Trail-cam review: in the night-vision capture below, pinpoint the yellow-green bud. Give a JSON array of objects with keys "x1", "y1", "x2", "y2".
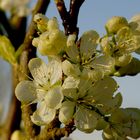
[
  {"x1": 105, "y1": 16, "x2": 128, "y2": 34},
  {"x1": 11, "y1": 130, "x2": 24, "y2": 140}
]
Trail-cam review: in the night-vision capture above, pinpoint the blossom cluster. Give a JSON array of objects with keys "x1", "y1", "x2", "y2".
[{"x1": 15, "y1": 13, "x2": 140, "y2": 139}]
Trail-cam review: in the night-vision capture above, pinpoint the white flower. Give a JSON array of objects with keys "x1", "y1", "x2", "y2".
[
  {"x1": 66, "y1": 30, "x2": 115, "y2": 76},
  {"x1": 15, "y1": 58, "x2": 63, "y2": 125},
  {"x1": 101, "y1": 26, "x2": 140, "y2": 66},
  {"x1": 62, "y1": 59, "x2": 104, "y2": 83},
  {"x1": 59, "y1": 76, "x2": 121, "y2": 133}
]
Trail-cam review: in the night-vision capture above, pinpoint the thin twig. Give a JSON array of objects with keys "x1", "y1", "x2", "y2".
[
  {"x1": 69, "y1": 0, "x2": 85, "y2": 36},
  {"x1": 54, "y1": 0, "x2": 70, "y2": 35}
]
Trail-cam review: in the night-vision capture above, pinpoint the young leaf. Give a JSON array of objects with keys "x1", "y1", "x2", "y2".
[{"x1": 0, "y1": 36, "x2": 17, "y2": 65}]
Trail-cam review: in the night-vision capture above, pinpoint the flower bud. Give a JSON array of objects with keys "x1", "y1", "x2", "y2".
[
  {"x1": 11, "y1": 130, "x2": 24, "y2": 140},
  {"x1": 129, "y1": 14, "x2": 140, "y2": 31},
  {"x1": 47, "y1": 17, "x2": 59, "y2": 31},
  {"x1": 34, "y1": 13, "x2": 49, "y2": 33},
  {"x1": 105, "y1": 16, "x2": 128, "y2": 34}
]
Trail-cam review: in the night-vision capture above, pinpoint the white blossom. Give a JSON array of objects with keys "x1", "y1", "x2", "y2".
[
  {"x1": 66, "y1": 30, "x2": 115, "y2": 76},
  {"x1": 59, "y1": 76, "x2": 121, "y2": 133},
  {"x1": 15, "y1": 58, "x2": 63, "y2": 125}
]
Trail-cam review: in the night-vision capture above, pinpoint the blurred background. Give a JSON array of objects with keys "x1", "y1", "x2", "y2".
[{"x1": 0, "y1": 0, "x2": 140, "y2": 139}]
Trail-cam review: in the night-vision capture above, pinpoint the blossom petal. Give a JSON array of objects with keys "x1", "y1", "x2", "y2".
[
  {"x1": 129, "y1": 14, "x2": 140, "y2": 31},
  {"x1": 80, "y1": 30, "x2": 99, "y2": 61},
  {"x1": 62, "y1": 88, "x2": 78, "y2": 100},
  {"x1": 31, "y1": 101, "x2": 56, "y2": 125},
  {"x1": 115, "y1": 54, "x2": 132, "y2": 66},
  {"x1": 66, "y1": 43, "x2": 80, "y2": 63},
  {"x1": 62, "y1": 76, "x2": 80, "y2": 89},
  {"x1": 82, "y1": 68, "x2": 104, "y2": 82},
  {"x1": 48, "y1": 60, "x2": 62, "y2": 85},
  {"x1": 87, "y1": 77, "x2": 118, "y2": 99},
  {"x1": 97, "y1": 92, "x2": 123, "y2": 114},
  {"x1": 28, "y1": 58, "x2": 50, "y2": 86},
  {"x1": 62, "y1": 60, "x2": 81, "y2": 77},
  {"x1": 75, "y1": 106, "x2": 100, "y2": 133},
  {"x1": 28, "y1": 58, "x2": 62, "y2": 86},
  {"x1": 78, "y1": 77, "x2": 93, "y2": 98},
  {"x1": 45, "y1": 86, "x2": 63, "y2": 109},
  {"x1": 91, "y1": 55, "x2": 115, "y2": 75},
  {"x1": 59, "y1": 101, "x2": 75, "y2": 124},
  {"x1": 15, "y1": 80, "x2": 37, "y2": 104},
  {"x1": 31, "y1": 108, "x2": 56, "y2": 125}
]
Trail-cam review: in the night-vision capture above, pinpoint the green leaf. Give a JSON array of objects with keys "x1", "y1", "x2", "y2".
[
  {"x1": 114, "y1": 57, "x2": 140, "y2": 76},
  {"x1": 0, "y1": 36, "x2": 17, "y2": 64}
]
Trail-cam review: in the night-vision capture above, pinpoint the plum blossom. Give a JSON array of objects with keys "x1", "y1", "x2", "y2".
[
  {"x1": 59, "y1": 75, "x2": 122, "y2": 133},
  {"x1": 15, "y1": 58, "x2": 63, "y2": 125},
  {"x1": 65, "y1": 30, "x2": 115, "y2": 77},
  {"x1": 101, "y1": 16, "x2": 140, "y2": 67}
]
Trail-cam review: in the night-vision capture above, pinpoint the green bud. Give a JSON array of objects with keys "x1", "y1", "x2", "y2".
[{"x1": 105, "y1": 16, "x2": 128, "y2": 34}]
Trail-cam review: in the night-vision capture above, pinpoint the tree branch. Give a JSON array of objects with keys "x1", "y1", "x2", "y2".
[
  {"x1": 55, "y1": 0, "x2": 85, "y2": 37},
  {"x1": 54, "y1": 0, "x2": 70, "y2": 35},
  {"x1": 37, "y1": 119, "x2": 75, "y2": 140},
  {"x1": 69, "y1": 0, "x2": 85, "y2": 35},
  {"x1": 1, "y1": 65, "x2": 22, "y2": 140}
]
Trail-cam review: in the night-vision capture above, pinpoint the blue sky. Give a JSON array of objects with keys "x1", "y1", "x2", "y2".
[{"x1": 46, "y1": 1, "x2": 140, "y2": 140}]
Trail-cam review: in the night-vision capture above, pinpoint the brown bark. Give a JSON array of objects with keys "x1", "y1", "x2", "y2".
[{"x1": 55, "y1": 0, "x2": 85, "y2": 37}]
